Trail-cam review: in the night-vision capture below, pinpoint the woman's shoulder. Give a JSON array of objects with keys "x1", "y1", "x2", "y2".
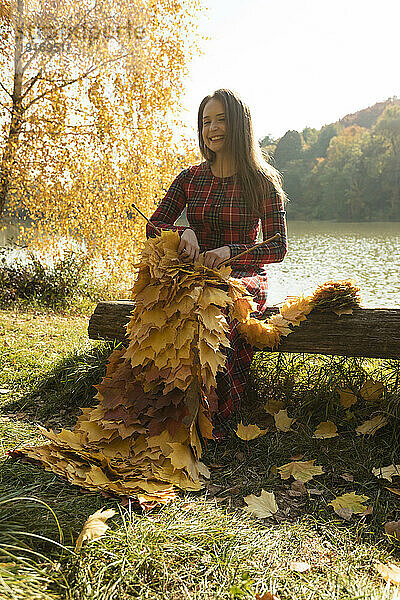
[{"x1": 175, "y1": 162, "x2": 208, "y2": 181}]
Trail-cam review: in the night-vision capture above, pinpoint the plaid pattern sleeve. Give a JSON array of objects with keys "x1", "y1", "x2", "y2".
[
  {"x1": 146, "y1": 168, "x2": 190, "y2": 238},
  {"x1": 228, "y1": 181, "x2": 287, "y2": 268}
]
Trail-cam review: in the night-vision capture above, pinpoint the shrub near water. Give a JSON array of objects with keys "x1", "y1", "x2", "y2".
[{"x1": 0, "y1": 248, "x2": 109, "y2": 309}]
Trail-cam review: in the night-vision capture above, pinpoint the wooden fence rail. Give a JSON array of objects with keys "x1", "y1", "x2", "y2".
[{"x1": 88, "y1": 301, "x2": 400, "y2": 360}]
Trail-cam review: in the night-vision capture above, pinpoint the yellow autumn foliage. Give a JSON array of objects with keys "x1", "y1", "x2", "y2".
[{"x1": 0, "y1": 0, "x2": 202, "y2": 293}]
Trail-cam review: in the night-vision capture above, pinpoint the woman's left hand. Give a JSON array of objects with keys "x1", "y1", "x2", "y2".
[{"x1": 203, "y1": 245, "x2": 231, "y2": 269}]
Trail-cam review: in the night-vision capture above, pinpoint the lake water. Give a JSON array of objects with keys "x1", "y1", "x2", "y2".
[
  {"x1": 1, "y1": 220, "x2": 399, "y2": 308},
  {"x1": 267, "y1": 221, "x2": 399, "y2": 308}
]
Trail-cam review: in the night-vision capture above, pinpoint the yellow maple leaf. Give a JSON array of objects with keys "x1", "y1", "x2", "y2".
[
  {"x1": 313, "y1": 420, "x2": 338, "y2": 439},
  {"x1": 198, "y1": 408, "x2": 214, "y2": 439},
  {"x1": 355, "y1": 415, "x2": 388, "y2": 435},
  {"x1": 268, "y1": 314, "x2": 292, "y2": 336},
  {"x1": 236, "y1": 422, "x2": 269, "y2": 440},
  {"x1": 243, "y1": 489, "x2": 278, "y2": 518},
  {"x1": 167, "y1": 443, "x2": 195, "y2": 471},
  {"x1": 277, "y1": 460, "x2": 324, "y2": 482},
  {"x1": 372, "y1": 464, "x2": 400, "y2": 482},
  {"x1": 197, "y1": 304, "x2": 228, "y2": 331},
  {"x1": 238, "y1": 318, "x2": 281, "y2": 349},
  {"x1": 140, "y1": 307, "x2": 168, "y2": 328},
  {"x1": 231, "y1": 296, "x2": 257, "y2": 323},
  {"x1": 328, "y1": 492, "x2": 369, "y2": 517},
  {"x1": 361, "y1": 379, "x2": 384, "y2": 402},
  {"x1": 280, "y1": 295, "x2": 310, "y2": 325},
  {"x1": 198, "y1": 286, "x2": 233, "y2": 310},
  {"x1": 338, "y1": 388, "x2": 358, "y2": 408},
  {"x1": 75, "y1": 508, "x2": 116, "y2": 551},
  {"x1": 274, "y1": 409, "x2": 295, "y2": 432}
]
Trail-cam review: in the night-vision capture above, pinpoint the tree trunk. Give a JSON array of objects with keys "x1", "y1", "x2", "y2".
[{"x1": 0, "y1": 0, "x2": 24, "y2": 217}]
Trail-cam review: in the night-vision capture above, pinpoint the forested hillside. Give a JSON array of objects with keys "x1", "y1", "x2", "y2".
[{"x1": 262, "y1": 98, "x2": 400, "y2": 221}]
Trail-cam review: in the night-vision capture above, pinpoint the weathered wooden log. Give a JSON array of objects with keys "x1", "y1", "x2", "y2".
[{"x1": 88, "y1": 301, "x2": 400, "y2": 359}]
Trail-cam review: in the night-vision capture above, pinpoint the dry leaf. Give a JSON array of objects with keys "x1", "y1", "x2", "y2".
[
  {"x1": 289, "y1": 561, "x2": 311, "y2": 572},
  {"x1": 236, "y1": 422, "x2": 269, "y2": 440},
  {"x1": 291, "y1": 480, "x2": 307, "y2": 495},
  {"x1": 274, "y1": 409, "x2": 295, "y2": 432},
  {"x1": 356, "y1": 415, "x2": 388, "y2": 435},
  {"x1": 372, "y1": 464, "x2": 400, "y2": 482},
  {"x1": 255, "y1": 593, "x2": 279, "y2": 600},
  {"x1": 375, "y1": 562, "x2": 400, "y2": 585},
  {"x1": 290, "y1": 454, "x2": 304, "y2": 461},
  {"x1": 361, "y1": 379, "x2": 384, "y2": 402},
  {"x1": 328, "y1": 492, "x2": 369, "y2": 518},
  {"x1": 75, "y1": 508, "x2": 116, "y2": 550},
  {"x1": 386, "y1": 488, "x2": 400, "y2": 496},
  {"x1": 313, "y1": 420, "x2": 338, "y2": 439},
  {"x1": 338, "y1": 388, "x2": 358, "y2": 408},
  {"x1": 277, "y1": 460, "x2": 324, "y2": 483},
  {"x1": 243, "y1": 490, "x2": 278, "y2": 518},
  {"x1": 385, "y1": 521, "x2": 400, "y2": 541},
  {"x1": 264, "y1": 399, "x2": 285, "y2": 415}
]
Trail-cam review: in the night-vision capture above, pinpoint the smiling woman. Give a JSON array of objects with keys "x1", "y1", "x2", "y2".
[{"x1": 146, "y1": 89, "x2": 288, "y2": 429}]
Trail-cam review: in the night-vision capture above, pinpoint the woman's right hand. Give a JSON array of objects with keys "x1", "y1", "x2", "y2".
[{"x1": 178, "y1": 228, "x2": 200, "y2": 263}]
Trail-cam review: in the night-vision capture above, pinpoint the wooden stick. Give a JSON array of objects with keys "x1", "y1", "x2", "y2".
[
  {"x1": 129, "y1": 201, "x2": 162, "y2": 236},
  {"x1": 218, "y1": 232, "x2": 281, "y2": 267}
]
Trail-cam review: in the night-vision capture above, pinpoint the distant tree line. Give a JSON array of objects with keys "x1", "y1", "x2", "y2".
[{"x1": 261, "y1": 98, "x2": 400, "y2": 221}]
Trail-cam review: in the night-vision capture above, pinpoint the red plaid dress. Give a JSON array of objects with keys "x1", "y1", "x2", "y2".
[{"x1": 146, "y1": 161, "x2": 287, "y2": 421}]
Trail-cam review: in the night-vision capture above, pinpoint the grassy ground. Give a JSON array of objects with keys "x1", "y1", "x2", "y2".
[{"x1": 1, "y1": 306, "x2": 400, "y2": 599}]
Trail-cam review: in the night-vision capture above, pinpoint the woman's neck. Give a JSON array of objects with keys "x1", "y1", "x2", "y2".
[{"x1": 211, "y1": 154, "x2": 236, "y2": 178}]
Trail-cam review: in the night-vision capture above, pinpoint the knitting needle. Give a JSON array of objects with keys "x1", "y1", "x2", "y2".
[{"x1": 218, "y1": 232, "x2": 281, "y2": 267}]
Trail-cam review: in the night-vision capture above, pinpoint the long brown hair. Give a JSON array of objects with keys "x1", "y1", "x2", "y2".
[{"x1": 197, "y1": 89, "x2": 287, "y2": 213}]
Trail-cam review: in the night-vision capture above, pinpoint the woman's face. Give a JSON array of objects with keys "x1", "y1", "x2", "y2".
[{"x1": 202, "y1": 98, "x2": 227, "y2": 155}]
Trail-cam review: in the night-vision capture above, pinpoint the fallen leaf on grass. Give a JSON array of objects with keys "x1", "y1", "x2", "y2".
[
  {"x1": 375, "y1": 561, "x2": 400, "y2": 585},
  {"x1": 290, "y1": 454, "x2": 304, "y2": 461},
  {"x1": 75, "y1": 508, "x2": 116, "y2": 550},
  {"x1": 243, "y1": 490, "x2": 278, "y2": 518},
  {"x1": 385, "y1": 521, "x2": 400, "y2": 541},
  {"x1": 274, "y1": 409, "x2": 295, "y2": 432},
  {"x1": 328, "y1": 492, "x2": 369, "y2": 519},
  {"x1": 256, "y1": 593, "x2": 279, "y2": 600},
  {"x1": 339, "y1": 388, "x2": 358, "y2": 408},
  {"x1": 361, "y1": 379, "x2": 384, "y2": 402},
  {"x1": 291, "y1": 480, "x2": 307, "y2": 494},
  {"x1": 340, "y1": 473, "x2": 354, "y2": 482},
  {"x1": 372, "y1": 464, "x2": 400, "y2": 482},
  {"x1": 313, "y1": 420, "x2": 338, "y2": 439},
  {"x1": 278, "y1": 460, "x2": 324, "y2": 483},
  {"x1": 356, "y1": 415, "x2": 388, "y2": 435},
  {"x1": 264, "y1": 399, "x2": 285, "y2": 415},
  {"x1": 236, "y1": 422, "x2": 269, "y2": 440},
  {"x1": 290, "y1": 561, "x2": 311, "y2": 572}
]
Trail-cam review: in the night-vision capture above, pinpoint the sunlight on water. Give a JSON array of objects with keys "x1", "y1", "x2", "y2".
[
  {"x1": 267, "y1": 221, "x2": 400, "y2": 308},
  {"x1": 2, "y1": 219, "x2": 399, "y2": 308}
]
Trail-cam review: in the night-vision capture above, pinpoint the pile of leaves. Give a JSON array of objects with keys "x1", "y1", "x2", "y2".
[{"x1": 15, "y1": 231, "x2": 362, "y2": 503}]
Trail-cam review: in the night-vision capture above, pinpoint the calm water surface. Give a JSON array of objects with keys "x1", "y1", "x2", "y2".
[
  {"x1": 1, "y1": 220, "x2": 399, "y2": 307},
  {"x1": 267, "y1": 221, "x2": 399, "y2": 308}
]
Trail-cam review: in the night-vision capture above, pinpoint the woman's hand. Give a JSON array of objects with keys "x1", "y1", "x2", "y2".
[
  {"x1": 203, "y1": 246, "x2": 231, "y2": 269},
  {"x1": 178, "y1": 228, "x2": 200, "y2": 263}
]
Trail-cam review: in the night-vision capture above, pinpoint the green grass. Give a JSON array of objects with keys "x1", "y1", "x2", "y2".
[{"x1": 1, "y1": 306, "x2": 400, "y2": 599}]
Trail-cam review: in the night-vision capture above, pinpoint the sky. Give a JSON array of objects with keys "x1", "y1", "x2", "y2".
[{"x1": 181, "y1": 0, "x2": 400, "y2": 142}]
